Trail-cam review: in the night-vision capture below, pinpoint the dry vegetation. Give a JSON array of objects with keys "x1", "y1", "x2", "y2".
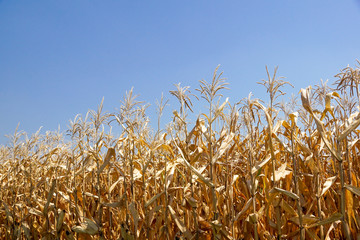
[{"x1": 1, "y1": 62, "x2": 360, "y2": 239}]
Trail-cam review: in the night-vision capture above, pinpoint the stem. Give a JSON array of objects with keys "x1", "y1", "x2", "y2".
[
  {"x1": 164, "y1": 154, "x2": 169, "y2": 239},
  {"x1": 209, "y1": 101, "x2": 218, "y2": 223},
  {"x1": 248, "y1": 123, "x2": 258, "y2": 240},
  {"x1": 130, "y1": 140, "x2": 135, "y2": 202},
  {"x1": 108, "y1": 163, "x2": 112, "y2": 238},
  {"x1": 345, "y1": 139, "x2": 352, "y2": 185},
  {"x1": 337, "y1": 139, "x2": 351, "y2": 240},
  {"x1": 291, "y1": 127, "x2": 304, "y2": 240},
  {"x1": 143, "y1": 149, "x2": 149, "y2": 239},
  {"x1": 209, "y1": 103, "x2": 213, "y2": 181},
  {"x1": 315, "y1": 172, "x2": 324, "y2": 240}
]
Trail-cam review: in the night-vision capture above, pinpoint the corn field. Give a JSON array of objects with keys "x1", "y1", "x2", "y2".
[{"x1": 1, "y1": 63, "x2": 360, "y2": 239}]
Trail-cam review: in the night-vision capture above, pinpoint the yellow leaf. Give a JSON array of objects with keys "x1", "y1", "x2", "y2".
[{"x1": 345, "y1": 189, "x2": 354, "y2": 229}]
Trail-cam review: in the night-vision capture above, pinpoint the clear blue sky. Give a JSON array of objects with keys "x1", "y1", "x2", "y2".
[{"x1": 1, "y1": 0, "x2": 360, "y2": 144}]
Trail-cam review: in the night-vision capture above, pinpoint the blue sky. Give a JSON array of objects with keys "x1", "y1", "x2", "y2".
[{"x1": 1, "y1": 0, "x2": 360, "y2": 144}]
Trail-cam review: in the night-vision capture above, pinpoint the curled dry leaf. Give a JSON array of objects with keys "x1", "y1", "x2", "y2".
[
  {"x1": 321, "y1": 176, "x2": 337, "y2": 196},
  {"x1": 338, "y1": 112, "x2": 360, "y2": 142},
  {"x1": 72, "y1": 218, "x2": 99, "y2": 235},
  {"x1": 301, "y1": 87, "x2": 342, "y2": 161},
  {"x1": 274, "y1": 163, "x2": 292, "y2": 182}
]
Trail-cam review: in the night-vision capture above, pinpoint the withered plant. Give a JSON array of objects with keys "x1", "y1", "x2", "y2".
[{"x1": 1, "y1": 63, "x2": 360, "y2": 240}]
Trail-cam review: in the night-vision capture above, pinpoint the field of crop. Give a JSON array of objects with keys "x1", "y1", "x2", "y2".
[{"x1": 1, "y1": 63, "x2": 360, "y2": 239}]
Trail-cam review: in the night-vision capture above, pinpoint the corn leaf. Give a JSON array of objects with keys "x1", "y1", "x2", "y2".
[
  {"x1": 72, "y1": 218, "x2": 99, "y2": 235},
  {"x1": 98, "y1": 147, "x2": 115, "y2": 174},
  {"x1": 308, "y1": 213, "x2": 343, "y2": 228},
  {"x1": 344, "y1": 184, "x2": 360, "y2": 196},
  {"x1": 321, "y1": 176, "x2": 337, "y2": 196},
  {"x1": 270, "y1": 187, "x2": 299, "y2": 200},
  {"x1": 168, "y1": 205, "x2": 191, "y2": 238},
  {"x1": 338, "y1": 112, "x2": 360, "y2": 141}
]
